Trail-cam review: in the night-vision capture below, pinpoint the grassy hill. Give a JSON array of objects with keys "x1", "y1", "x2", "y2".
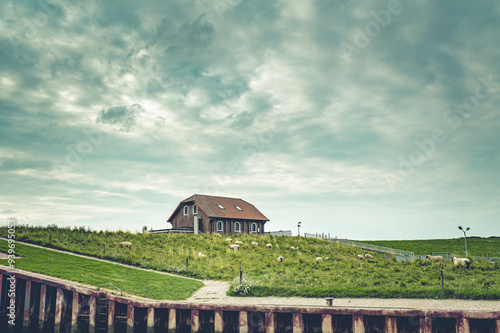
[
  {"x1": 363, "y1": 237, "x2": 500, "y2": 258},
  {"x1": 1, "y1": 225, "x2": 499, "y2": 300},
  {"x1": 0, "y1": 239, "x2": 203, "y2": 300}
]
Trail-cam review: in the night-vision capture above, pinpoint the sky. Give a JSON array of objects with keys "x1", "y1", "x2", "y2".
[{"x1": 1, "y1": 0, "x2": 499, "y2": 240}]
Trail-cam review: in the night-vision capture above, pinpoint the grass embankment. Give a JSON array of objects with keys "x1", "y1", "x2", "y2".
[
  {"x1": 0, "y1": 239, "x2": 203, "y2": 300},
  {"x1": 1, "y1": 225, "x2": 499, "y2": 299},
  {"x1": 364, "y1": 237, "x2": 500, "y2": 258}
]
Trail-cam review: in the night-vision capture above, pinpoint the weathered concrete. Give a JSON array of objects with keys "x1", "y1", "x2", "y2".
[
  {"x1": 147, "y1": 307, "x2": 155, "y2": 333},
  {"x1": 353, "y1": 314, "x2": 364, "y2": 333},
  {"x1": 89, "y1": 296, "x2": 97, "y2": 333},
  {"x1": 239, "y1": 311, "x2": 249, "y2": 333},
  {"x1": 168, "y1": 308, "x2": 176, "y2": 332},
  {"x1": 39, "y1": 283, "x2": 46, "y2": 329},
  {"x1": 457, "y1": 317, "x2": 470, "y2": 333},
  {"x1": 321, "y1": 313, "x2": 333, "y2": 333},
  {"x1": 191, "y1": 309, "x2": 200, "y2": 332},
  {"x1": 23, "y1": 280, "x2": 31, "y2": 329},
  {"x1": 71, "y1": 290, "x2": 79, "y2": 333},
  {"x1": 293, "y1": 312, "x2": 304, "y2": 333},
  {"x1": 265, "y1": 312, "x2": 275, "y2": 333},
  {"x1": 214, "y1": 310, "x2": 223, "y2": 332},
  {"x1": 108, "y1": 300, "x2": 115, "y2": 333},
  {"x1": 1, "y1": 267, "x2": 500, "y2": 333},
  {"x1": 127, "y1": 304, "x2": 134, "y2": 333},
  {"x1": 420, "y1": 316, "x2": 432, "y2": 333},
  {"x1": 54, "y1": 287, "x2": 63, "y2": 333},
  {"x1": 385, "y1": 316, "x2": 397, "y2": 333}
]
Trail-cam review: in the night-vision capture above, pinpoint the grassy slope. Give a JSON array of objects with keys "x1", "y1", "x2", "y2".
[
  {"x1": 363, "y1": 237, "x2": 500, "y2": 257},
  {"x1": 1, "y1": 226, "x2": 499, "y2": 299},
  {"x1": 0, "y1": 239, "x2": 203, "y2": 300}
]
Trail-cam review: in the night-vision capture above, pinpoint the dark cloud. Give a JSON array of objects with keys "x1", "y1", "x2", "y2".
[{"x1": 96, "y1": 104, "x2": 144, "y2": 132}]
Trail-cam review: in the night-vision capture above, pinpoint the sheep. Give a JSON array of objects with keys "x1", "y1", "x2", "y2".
[
  {"x1": 277, "y1": 256, "x2": 284, "y2": 263},
  {"x1": 266, "y1": 243, "x2": 272, "y2": 248},
  {"x1": 228, "y1": 244, "x2": 240, "y2": 251},
  {"x1": 425, "y1": 255, "x2": 443, "y2": 262},
  {"x1": 251, "y1": 242, "x2": 259, "y2": 246},
  {"x1": 198, "y1": 252, "x2": 207, "y2": 257},
  {"x1": 356, "y1": 254, "x2": 363, "y2": 259},
  {"x1": 453, "y1": 257, "x2": 471, "y2": 268},
  {"x1": 225, "y1": 238, "x2": 232, "y2": 243},
  {"x1": 118, "y1": 241, "x2": 132, "y2": 249},
  {"x1": 315, "y1": 257, "x2": 322, "y2": 261},
  {"x1": 324, "y1": 257, "x2": 330, "y2": 260},
  {"x1": 365, "y1": 254, "x2": 374, "y2": 259},
  {"x1": 235, "y1": 241, "x2": 245, "y2": 245},
  {"x1": 290, "y1": 246, "x2": 296, "y2": 251}
]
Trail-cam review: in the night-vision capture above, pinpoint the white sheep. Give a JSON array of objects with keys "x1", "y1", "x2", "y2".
[
  {"x1": 118, "y1": 241, "x2": 132, "y2": 249},
  {"x1": 356, "y1": 254, "x2": 363, "y2": 259},
  {"x1": 425, "y1": 255, "x2": 443, "y2": 262},
  {"x1": 251, "y1": 242, "x2": 259, "y2": 246},
  {"x1": 365, "y1": 254, "x2": 374, "y2": 259},
  {"x1": 198, "y1": 252, "x2": 207, "y2": 257},
  {"x1": 266, "y1": 243, "x2": 272, "y2": 248},
  {"x1": 235, "y1": 241, "x2": 245, "y2": 245},
  {"x1": 290, "y1": 246, "x2": 296, "y2": 251},
  {"x1": 277, "y1": 256, "x2": 284, "y2": 263},
  {"x1": 453, "y1": 257, "x2": 471, "y2": 268},
  {"x1": 316, "y1": 257, "x2": 322, "y2": 261},
  {"x1": 225, "y1": 238, "x2": 232, "y2": 243},
  {"x1": 324, "y1": 257, "x2": 330, "y2": 260},
  {"x1": 228, "y1": 244, "x2": 240, "y2": 251}
]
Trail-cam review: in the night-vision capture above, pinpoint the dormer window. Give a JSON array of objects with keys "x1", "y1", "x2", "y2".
[
  {"x1": 217, "y1": 204, "x2": 225, "y2": 210},
  {"x1": 193, "y1": 205, "x2": 198, "y2": 215},
  {"x1": 235, "y1": 205, "x2": 242, "y2": 211},
  {"x1": 183, "y1": 206, "x2": 189, "y2": 215}
]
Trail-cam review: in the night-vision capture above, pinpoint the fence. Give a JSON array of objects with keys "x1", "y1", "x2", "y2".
[
  {"x1": 304, "y1": 234, "x2": 500, "y2": 262},
  {"x1": 304, "y1": 233, "x2": 415, "y2": 257},
  {"x1": 265, "y1": 230, "x2": 292, "y2": 236}
]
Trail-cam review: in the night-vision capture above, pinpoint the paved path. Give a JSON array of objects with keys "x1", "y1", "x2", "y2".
[{"x1": 3, "y1": 239, "x2": 499, "y2": 311}]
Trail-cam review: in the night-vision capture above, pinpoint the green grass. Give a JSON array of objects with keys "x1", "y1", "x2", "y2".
[
  {"x1": 363, "y1": 237, "x2": 500, "y2": 257},
  {"x1": 0, "y1": 239, "x2": 203, "y2": 300},
  {"x1": 1, "y1": 225, "x2": 499, "y2": 300}
]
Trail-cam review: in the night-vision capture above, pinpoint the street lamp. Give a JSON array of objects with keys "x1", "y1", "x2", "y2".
[
  {"x1": 297, "y1": 222, "x2": 302, "y2": 237},
  {"x1": 458, "y1": 226, "x2": 470, "y2": 256}
]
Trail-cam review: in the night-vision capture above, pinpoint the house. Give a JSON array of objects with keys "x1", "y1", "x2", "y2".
[{"x1": 167, "y1": 194, "x2": 269, "y2": 234}]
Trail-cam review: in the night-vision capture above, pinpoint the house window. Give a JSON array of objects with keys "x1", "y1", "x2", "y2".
[
  {"x1": 183, "y1": 206, "x2": 188, "y2": 215},
  {"x1": 217, "y1": 221, "x2": 223, "y2": 232},
  {"x1": 235, "y1": 205, "x2": 242, "y2": 211},
  {"x1": 193, "y1": 205, "x2": 198, "y2": 215},
  {"x1": 251, "y1": 223, "x2": 257, "y2": 233},
  {"x1": 234, "y1": 222, "x2": 240, "y2": 232},
  {"x1": 217, "y1": 204, "x2": 225, "y2": 210}
]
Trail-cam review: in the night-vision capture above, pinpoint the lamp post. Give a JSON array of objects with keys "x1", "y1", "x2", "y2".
[
  {"x1": 458, "y1": 226, "x2": 470, "y2": 256},
  {"x1": 297, "y1": 222, "x2": 302, "y2": 237}
]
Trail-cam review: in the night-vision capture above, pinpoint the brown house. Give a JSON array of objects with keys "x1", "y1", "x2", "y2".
[{"x1": 167, "y1": 194, "x2": 269, "y2": 234}]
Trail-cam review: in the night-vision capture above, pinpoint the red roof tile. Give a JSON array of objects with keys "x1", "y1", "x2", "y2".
[{"x1": 169, "y1": 194, "x2": 269, "y2": 221}]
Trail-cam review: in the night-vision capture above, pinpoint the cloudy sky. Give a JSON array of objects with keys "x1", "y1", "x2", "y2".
[{"x1": 1, "y1": 0, "x2": 499, "y2": 240}]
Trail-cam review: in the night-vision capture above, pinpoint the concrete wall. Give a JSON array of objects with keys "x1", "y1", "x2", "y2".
[{"x1": 1, "y1": 268, "x2": 499, "y2": 333}]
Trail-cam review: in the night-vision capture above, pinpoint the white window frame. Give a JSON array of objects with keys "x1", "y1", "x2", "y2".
[
  {"x1": 183, "y1": 206, "x2": 189, "y2": 216},
  {"x1": 234, "y1": 222, "x2": 241, "y2": 232},
  {"x1": 193, "y1": 204, "x2": 198, "y2": 215},
  {"x1": 217, "y1": 221, "x2": 223, "y2": 232},
  {"x1": 251, "y1": 223, "x2": 257, "y2": 233}
]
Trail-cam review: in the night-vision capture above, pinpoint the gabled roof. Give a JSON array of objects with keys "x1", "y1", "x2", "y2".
[{"x1": 167, "y1": 194, "x2": 269, "y2": 222}]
